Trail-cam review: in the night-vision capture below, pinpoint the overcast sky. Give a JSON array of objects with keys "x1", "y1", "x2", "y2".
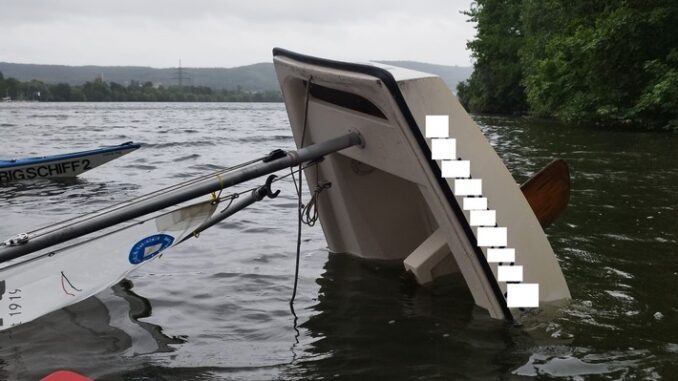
[{"x1": 0, "y1": 0, "x2": 477, "y2": 68}]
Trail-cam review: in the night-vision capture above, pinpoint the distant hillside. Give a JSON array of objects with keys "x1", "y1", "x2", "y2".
[
  {"x1": 0, "y1": 60, "x2": 472, "y2": 92},
  {"x1": 378, "y1": 61, "x2": 473, "y2": 90},
  {"x1": 0, "y1": 62, "x2": 279, "y2": 91}
]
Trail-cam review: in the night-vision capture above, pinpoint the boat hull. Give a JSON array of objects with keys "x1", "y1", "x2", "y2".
[
  {"x1": 273, "y1": 49, "x2": 570, "y2": 319},
  {"x1": 0, "y1": 200, "x2": 216, "y2": 331},
  {"x1": 0, "y1": 142, "x2": 140, "y2": 183}
]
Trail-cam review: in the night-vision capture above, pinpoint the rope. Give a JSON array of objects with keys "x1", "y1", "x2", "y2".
[
  {"x1": 299, "y1": 162, "x2": 330, "y2": 227},
  {"x1": 218, "y1": 193, "x2": 238, "y2": 213},
  {"x1": 290, "y1": 77, "x2": 312, "y2": 311},
  {"x1": 210, "y1": 173, "x2": 225, "y2": 204},
  {"x1": 301, "y1": 184, "x2": 331, "y2": 227},
  {"x1": 188, "y1": 163, "x2": 317, "y2": 241}
]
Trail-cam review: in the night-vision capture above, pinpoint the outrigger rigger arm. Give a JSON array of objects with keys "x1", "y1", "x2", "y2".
[
  {"x1": 0, "y1": 132, "x2": 364, "y2": 262},
  {"x1": 177, "y1": 174, "x2": 281, "y2": 244}
]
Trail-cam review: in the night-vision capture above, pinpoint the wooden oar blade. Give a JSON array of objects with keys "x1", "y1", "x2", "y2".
[{"x1": 520, "y1": 159, "x2": 571, "y2": 228}]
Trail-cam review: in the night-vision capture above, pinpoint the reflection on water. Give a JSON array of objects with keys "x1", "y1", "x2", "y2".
[
  {"x1": 0, "y1": 103, "x2": 677, "y2": 379},
  {"x1": 0, "y1": 280, "x2": 180, "y2": 380},
  {"x1": 289, "y1": 254, "x2": 520, "y2": 380},
  {"x1": 112, "y1": 280, "x2": 185, "y2": 355}
]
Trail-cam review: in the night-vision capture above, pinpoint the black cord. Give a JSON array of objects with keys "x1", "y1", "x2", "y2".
[
  {"x1": 301, "y1": 164, "x2": 330, "y2": 227},
  {"x1": 290, "y1": 77, "x2": 312, "y2": 312},
  {"x1": 290, "y1": 165, "x2": 302, "y2": 314}
]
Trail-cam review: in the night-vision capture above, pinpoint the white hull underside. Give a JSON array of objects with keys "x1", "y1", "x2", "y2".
[{"x1": 273, "y1": 49, "x2": 570, "y2": 320}]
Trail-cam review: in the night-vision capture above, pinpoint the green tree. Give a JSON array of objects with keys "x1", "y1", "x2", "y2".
[
  {"x1": 109, "y1": 82, "x2": 127, "y2": 101},
  {"x1": 521, "y1": 0, "x2": 678, "y2": 128},
  {"x1": 457, "y1": 0, "x2": 528, "y2": 114},
  {"x1": 4, "y1": 78, "x2": 20, "y2": 99},
  {"x1": 82, "y1": 79, "x2": 112, "y2": 101},
  {"x1": 0, "y1": 72, "x2": 6, "y2": 98},
  {"x1": 0, "y1": 75, "x2": 282, "y2": 103},
  {"x1": 460, "y1": 0, "x2": 678, "y2": 128},
  {"x1": 50, "y1": 83, "x2": 72, "y2": 101}
]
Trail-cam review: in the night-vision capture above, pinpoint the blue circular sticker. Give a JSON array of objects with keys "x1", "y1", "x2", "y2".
[{"x1": 129, "y1": 234, "x2": 175, "y2": 265}]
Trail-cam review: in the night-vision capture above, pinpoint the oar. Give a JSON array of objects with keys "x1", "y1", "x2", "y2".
[{"x1": 520, "y1": 158, "x2": 570, "y2": 228}]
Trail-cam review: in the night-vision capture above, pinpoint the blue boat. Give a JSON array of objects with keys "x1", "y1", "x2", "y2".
[{"x1": 0, "y1": 142, "x2": 140, "y2": 183}]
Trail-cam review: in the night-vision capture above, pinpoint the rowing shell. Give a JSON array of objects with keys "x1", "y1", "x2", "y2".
[
  {"x1": 0, "y1": 142, "x2": 140, "y2": 183},
  {"x1": 0, "y1": 200, "x2": 216, "y2": 331}
]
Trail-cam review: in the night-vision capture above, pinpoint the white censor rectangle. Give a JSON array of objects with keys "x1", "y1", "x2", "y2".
[
  {"x1": 463, "y1": 197, "x2": 487, "y2": 210},
  {"x1": 506, "y1": 283, "x2": 539, "y2": 308},
  {"x1": 454, "y1": 179, "x2": 482, "y2": 196},
  {"x1": 487, "y1": 248, "x2": 515, "y2": 263},
  {"x1": 476, "y1": 227, "x2": 507, "y2": 247},
  {"x1": 442, "y1": 160, "x2": 470, "y2": 178},
  {"x1": 432, "y1": 139, "x2": 456, "y2": 160},
  {"x1": 470, "y1": 210, "x2": 496, "y2": 226},
  {"x1": 498, "y1": 265, "x2": 523, "y2": 282},
  {"x1": 425, "y1": 115, "x2": 449, "y2": 138}
]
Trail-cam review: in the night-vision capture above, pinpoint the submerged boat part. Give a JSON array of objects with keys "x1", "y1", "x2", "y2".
[
  {"x1": 0, "y1": 200, "x2": 217, "y2": 331},
  {"x1": 0, "y1": 133, "x2": 362, "y2": 330},
  {"x1": 0, "y1": 142, "x2": 141, "y2": 183},
  {"x1": 273, "y1": 48, "x2": 571, "y2": 320}
]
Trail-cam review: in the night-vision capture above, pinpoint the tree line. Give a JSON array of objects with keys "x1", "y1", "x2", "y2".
[
  {"x1": 0, "y1": 72, "x2": 282, "y2": 102},
  {"x1": 457, "y1": 1, "x2": 677, "y2": 129}
]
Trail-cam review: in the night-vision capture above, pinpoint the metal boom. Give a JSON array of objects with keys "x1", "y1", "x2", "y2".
[{"x1": 0, "y1": 132, "x2": 363, "y2": 262}]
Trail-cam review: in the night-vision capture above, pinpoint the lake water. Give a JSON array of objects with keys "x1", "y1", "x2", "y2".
[{"x1": 0, "y1": 103, "x2": 676, "y2": 380}]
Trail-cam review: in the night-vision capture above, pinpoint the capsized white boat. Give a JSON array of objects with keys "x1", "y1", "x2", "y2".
[
  {"x1": 0, "y1": 50, "x2": 571, "y2": 331},
  {"x1": 273, "y1": 48, "x2": 571, "y2": 320},
  {"x1": 0, "y1": 142, "x2": 140, "y2": 183}
]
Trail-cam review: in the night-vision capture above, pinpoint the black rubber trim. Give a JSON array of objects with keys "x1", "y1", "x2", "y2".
[{"x1": 273, "y1": 47, "x2": 513, "y2": 321}]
